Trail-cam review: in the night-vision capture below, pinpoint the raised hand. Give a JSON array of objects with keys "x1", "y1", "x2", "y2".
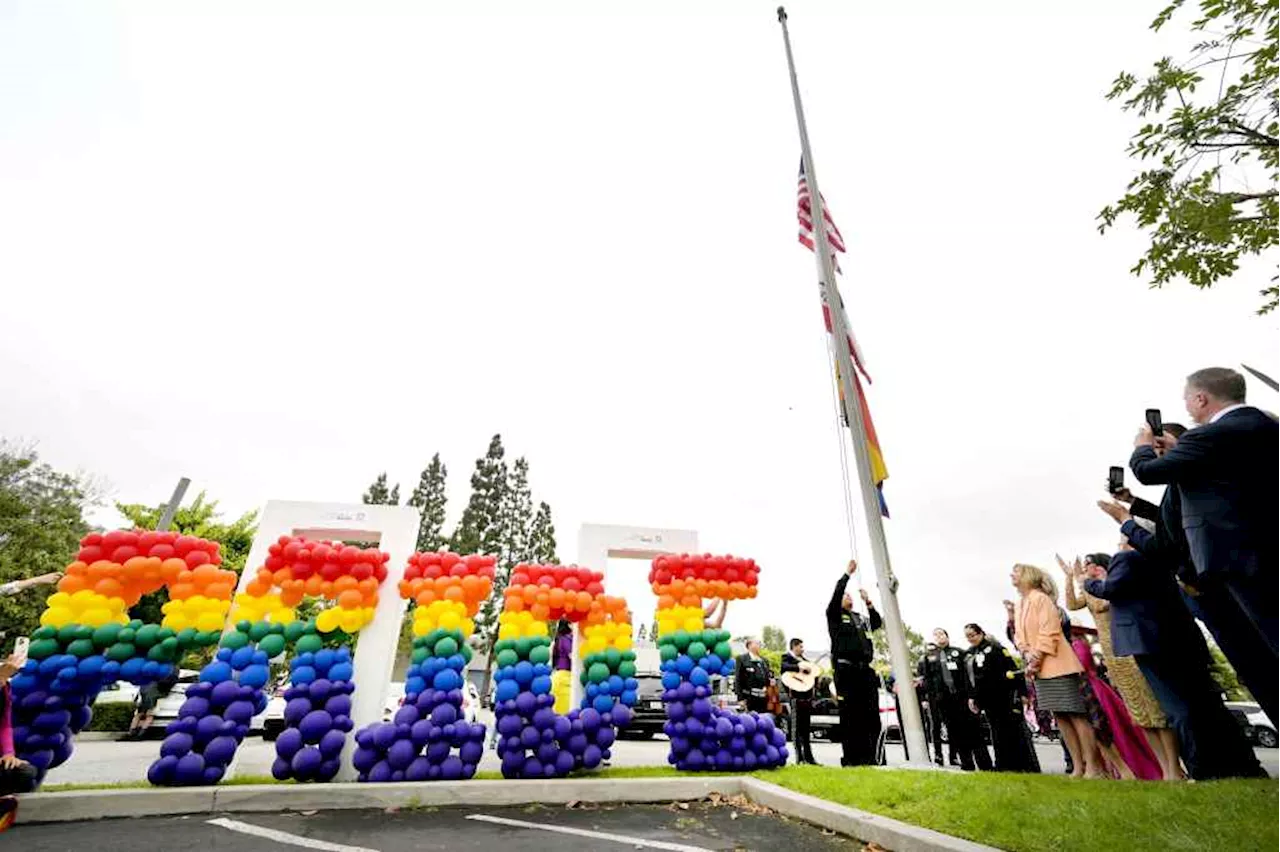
[{"x1": 846, "y1": 559, "x2": 858, "y2": 576}]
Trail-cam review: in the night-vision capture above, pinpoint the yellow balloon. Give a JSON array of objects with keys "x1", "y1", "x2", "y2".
[
  {"x1": 616, "y1": 635, "x2": 633, "y2": 652},
  {"x1": 40, "y1": 607, "x2": 72, "y2": 628},
  {"x1": 196, "y1": 612, "x2": 224, "y2": 632}
]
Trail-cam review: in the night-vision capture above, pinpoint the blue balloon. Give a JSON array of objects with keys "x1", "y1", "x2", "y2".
[
  {"x1": 328, "y1": 662, "x2": 353, "y2": 682},
  {"x1": 432, "y1": 669, "x2": 462, "y2": 692},
  {"x1": 292, "y1": 665, "x2": 317, "y2": 685},
  {"x1": 239, "y1": 664, "x2": 268, "y2": 690},
  {"x1": 495, "y1": 680, "x2": 519, "y2": 703},
  {"x1": 216, "y1": 648, "x2": 234, "y2": 663},
  {"x1": 202, "y1": 662, "x2": 233, "y2": 684},
  {"x1": 405, "y1": 676, "x2": 427, "y2": 697},
  {"x1": 230, "y1": 647, "x2": 255, "y2": 670},
  {"x1": 592, "y1": 696, "x2": 613, "y2": 714},
  {"x1": 675, "y1": 655, "x2": 694, "y2": 675},
  {"x1": 314, "y1": 649, "x2": 336, "y2": 672},
  {"x1": 530, "y1": 676, "x2": 552, "y2": 696},
  {"x1": 513, "y1": 661, "x2": 534, "y2": 686},
  {"x1": 690, "y1": 668, "x2": 710, "y2": 687},
  {"x1": 120, "y1": 658, "x2": 146, "y2": 681}
]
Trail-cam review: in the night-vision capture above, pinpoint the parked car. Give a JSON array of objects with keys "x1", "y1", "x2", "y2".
[
  {"x1": 1227, "y1": 702, "x2": 1277, "y2": 748},
  {"x1": 93, "y1": 680, "x2": 140, "y2": 706},
  {"x1": 620, "y1": 673, "x2": 666, "y2": 738},
  {"x1": 153, "y1": 669, "x2": 266, "y2": 735}
]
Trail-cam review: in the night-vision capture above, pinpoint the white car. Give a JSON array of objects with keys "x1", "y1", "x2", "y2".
[
  {"x1": 382, "y1": 681, "x2": 479, "y2": 724},
  {"x1": 152, "y1": 669, "x2": 267, "y2": 734},
  {"x1": 93, "y1": 681, "x2": 139, "y2": 706}
]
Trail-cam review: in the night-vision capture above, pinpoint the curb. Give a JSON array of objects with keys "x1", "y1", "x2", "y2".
[
  {"x1": 742, "y1": 778, "x2": 1001, "y2": 852},
  {"x1": 18, "y1": 775, "x2": 998, "y2": 852}
]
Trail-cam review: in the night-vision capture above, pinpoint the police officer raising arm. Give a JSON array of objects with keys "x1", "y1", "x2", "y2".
[{"x1": 826, "y1": 559, "x2": 882, "y2": 767}]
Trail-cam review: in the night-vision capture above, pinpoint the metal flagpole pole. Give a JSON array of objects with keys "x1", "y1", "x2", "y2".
[
  {"x1": 776, "y1": 6, "x2": 929, "y2": 766},
  {"x1": 156, "y1": 478, "x2": 191, "y2": 532}
]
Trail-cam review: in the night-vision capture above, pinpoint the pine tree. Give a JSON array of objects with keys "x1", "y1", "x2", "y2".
[
  {"x1": 362, "y1": 472, "x2": 401, "y2": 505},
  {"x1": 528, "y1": 501, "x2": 559, "y2": 564},
  {"x1": 407, "y1": 454, "x2": 448, "y2": 553},
  {"x1": 450, "y1": 435, "x2": 508, "y2": 558},
  {"x1": 498, "y1": 458, "x2": 534, "y2": 569}
]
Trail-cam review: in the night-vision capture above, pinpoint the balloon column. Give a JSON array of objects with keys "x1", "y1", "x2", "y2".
[
  {"x1": 491, "y1": 564, "x2": 637, "y2": 779},
  {"x1": 10, "y1": 530, "x2": 230, "y2": 786},
  {"x1": 650, "y1": 554, "x2": 788, "y2": 771},
  {"x1": 353, "y1": 551, "x2": 491, "y2": 782},
  {"x1": 149, "y1": 536, "x2": 390, "y2": 785}
]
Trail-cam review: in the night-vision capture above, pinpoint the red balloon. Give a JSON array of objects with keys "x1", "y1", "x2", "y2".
[
  {"x1": 174, "y1": 536, "x2": 196, "y2": 556},
  {"x1": 82, "y1": 532, "x2": 104, "y2": 546},
  {"x1": 78, "y1": 546, "x2": 104, "y2": 564},
  {"x1": 339, "y1": 546, "x2": 359, "y2": 565},
  {"x1": 352, "y1": 563, "x2": 373, "y2": 581},
  {"x1": 138, "y1": 531, "x2": 161, "y2": 551},
  {"x1": 320, "y1": 562, "x2": 343, "y2": 581},
  {"x1": 374, "y1": 564, "x2": 387, "y2": 582},
  {"x1": 184, "y1": 550, "x2": 211, "y2": 568},
  {"x1": 111, "y1": 546, "x2": 139, "y2": 564},
  {"x1": 149, "y1": 544, "x2": 175, "y2": 560}
]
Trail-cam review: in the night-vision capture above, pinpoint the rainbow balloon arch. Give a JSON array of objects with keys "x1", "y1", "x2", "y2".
[{"x1": 11, "y1": 527, "x2": 786, "y2": 787}]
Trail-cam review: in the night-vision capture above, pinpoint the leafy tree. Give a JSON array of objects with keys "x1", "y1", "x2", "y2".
[
  {"x1": 870, "y1": 621, "x2": 926, "y2": 679},
  {"x1": 406, "y1": 454, "x2": 448, "y2": 553},
  {"x1": 528, "y1": 501, "x2": 559, "y2": 564},
  {"x1": 362, "y1": 472, "x2": 401, "y2": 506},
  {"x1": 1206, "y1": 635, "x2": 1251, "y2": 700},
  {"x1": 760, "y1": 625, "x2": 787, "y2": 654},
  {"x1": 498, "y1": 458, "x2": 534, "y2": 571},
  {"x1": 116, "y1": 491, "x2": 258, "y2": 627},
  {"x1": 453, "y1": 436, "x2": 510, "y2": 644},
  {"x1": 760, "y1": 648, "x2": 782, "y2": 675},
  {"x1": 0, "y1": 442, "x2": 96, "y2": 653},
  {"x1": 1099, "y1": 0, "x2": 1278, "y2": 313}
]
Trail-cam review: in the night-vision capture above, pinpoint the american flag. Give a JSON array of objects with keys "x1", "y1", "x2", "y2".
[{"x1": 797, "y1": 159, "x2": 846, "y2": 268}]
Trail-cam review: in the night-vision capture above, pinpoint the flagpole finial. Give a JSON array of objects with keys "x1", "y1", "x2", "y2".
[{"x1": 777, "y1": 6, "x2": 787, "y2": 22}]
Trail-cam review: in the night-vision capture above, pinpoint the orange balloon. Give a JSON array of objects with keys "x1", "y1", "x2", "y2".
[
  {"x1": 281, "y1": 586, "x2": 304, "y2": 606},
  {"x1": 444, "y1": 585, "x2": 464, "y2": 603},
  {"x1": 304, "y1": 575, "x2": 325, "y2": 597},
  {"x1": 170, "y1": 583, "x2": 195, "y2": 601},
  {"x1": 95, "y1": 577, "x2": 124, "y2": 599},
  {"x1": 320, "y1": 581, "x2": 334, "y2": 598},
  {"x1": 531, "y1": 603, "x2": 550, "y2": 621},
  {"x1": 415, "y1": 589, "x2": 437, "y2": 606},
  {"x1": 334, "y1": 575, "x2": 357, "y2": 594},
  {"x1": 549, "y1": 588, "x2": 566, "y2": 609},
  {"x1": 358, "y1": 578, "x2": 378, "y2": 596},
  {"x1": 204, "y1": 582, "x2": 233, "y2": 601},
  {"x1": 504, "y1": 596, "x2": 525, "y2": 612},
  {"x1": 191, "y1": 564, "x2": 219, "y2": 584},
  {"x1": 337, "y1": 589, "x2": 362, "y2": 609},
  {"x1": 65, "y1": 561, "x2": 88, "y2": 576},
  {"x1": 398, "y1": 580, "x2": 413, "y2": 598},
  {"x1": 461, "y1": 575, "x2": 480, "y2": 599},
  {"x1": 657, "y1": 595, "x2": 675, "y2": 610},
  {"x1": 58, "y1": 574, "x2": 88, "y2": 594}
]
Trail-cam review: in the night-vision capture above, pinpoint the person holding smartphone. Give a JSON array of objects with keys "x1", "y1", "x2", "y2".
[{"x1": 0, "y1": 652, "x2": 39, "y2": 829}]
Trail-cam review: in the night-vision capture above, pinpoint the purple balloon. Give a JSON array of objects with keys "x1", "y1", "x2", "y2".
[
  {"x1": 209, "y1": 680, "x2": 240, "y2": 709},
  {"x1": 430, "y1": 703, "x2": 457, "y2": 726},
  {"x1": 522, "y1": 757, "x2": 543, "y2": 778},
  {"x1": 405, "y1": 756, "x2": 431, "y2": 781},
  {"x1": 514, "y1": 692, "x2": 537, "y2": 717},
  {"x1": 536, "y1": 742, "x2": 559, "y2": 764},
  {"x1": 410, "y1": 719, "x2": 432, "y2": 748},
  {"x1": 333, "y1": 715, "x2": 352, "y2": 733},
  {"x1": 612, "y1": 705, "x2": 633, "y2": 728},
  {"x1": 715, "y1": 717, "x2": 734, "y2": 738},
  {"x1": 368, "y1": 760, "x2": 394, "y2": 783},
  {"x1": 319, "y1": 729, "x2": 346, "y2": 759},
  {"x1": 195, "y1": 714, "x2": 224, "y2": 743},
  {"x1": 148, "y1": 754, "x2": 178, "y2": 785},
  {"x1": 352, "y1": 746, "x2": 378, "y2": 774},
  {"x1": 372, "y1": 723, "x2": 398, "y2": 751},
  {"x1": 394, "y1": 705, "x2": 419, "y2": 727},
  {"x1": 459, "y1": 741, "x2": 483, "y2": 765},
  {"x1": 178, "y1": 697, "x2": 210, "y2": 719},
  {"x1": 440, "y1": 756, "x2": 464, "y2": 780},
  {"x1": 203, "y1": 735, "x2": 238, "y2": 767},
  {"x1": 202, "y1": 765, "x2": 225, "y2": 784},
  {"x1": 325, "y1": 695, "x2": 352, "y2": 718},
  {"x1": 519, "y1": 726, "x2": 540, "y2": 748},
  {"x1": 160, "y1": 732, "x2": 193, "y2": 758},
  {"x1": 497, "y1": 714, "x2": 522, "y2": 736},
  {"x1": 300, "y1": 710, "x2": 334, "y2": 744},
  {"x1": 284, "y1": 698, "x2": 312, "y2": 727},
  {"x1": 426, "y1": 740, "x2": 451, "y2": 762},
  {"x1": 387, "y1": 738, "x2": 417, "y2": 770},
  {"x1": 174, "y1": 752, "x2": 206, "y2": 785},
  {"x1": 676, "y1": 682, "x2": 696, "y2": 702},
  {"x1": 596, "y1": 727, "x2": 616, "y2": 749},
  {"x1": 224, "y1": 700, "x2": 255, "y2": 725},
  {"x1": 308, "y1": 679, "x2": 333, "y2": 701},
  {"x1": 691, "y1": 699, "x2": 712, "y2": 722},
  {"x1": 276, "y1": 727, "x2": 304, "y2": 760},
  {"x1": 581, "y1": 744, "x2": 602, "y2": 769},
  {"x1": 580, "y1": 709, "x2": 601, "y2": 733},
  {"x1": 292, "y1": 746, "x2": 323, "y2": 779}
]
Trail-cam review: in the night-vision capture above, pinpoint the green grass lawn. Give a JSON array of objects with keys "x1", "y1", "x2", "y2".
[
  {"x1": 39, "y1": 764, "x2": 1278, "y2": 852},
  {"x1": 762, "y1": 765, "x2": 1279, "y2": 852}
]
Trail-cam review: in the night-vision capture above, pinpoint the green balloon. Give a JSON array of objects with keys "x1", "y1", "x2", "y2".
[
  {"x1": 176, "y1": 628, "x2": 198, "y2": 647},
  {"x1": 118, "y1": 628, "x2": 136, "y2": 644},
  {"x1": 411, "y1": 647, "x2": 429, "y2": 664},
  {"x1": 587, "y1": 662, "x2": 610, "y2": 684},
  {"x1": 258, "y1": 634, "x2": 286, "y2": 658},
  {"x1": 135, "y1": 625, "x2": 160, "y2": 648},
  {"x1": 515, "y1": 638, "x2": 532, "y2": 658},
  {"x1": 106, "y1": 642, "x2": 136, "y2": 662},
  {"x1": 659, "y1": 644, "x2": 677, "y2": 662},
  {"x1": 671, "y1": 630, "x2": 689, "y2": 651},
  {"x1": 268, "y1": 622, "x2": 285, "y2": 635},
  {"x1": 236, "y1": 620, "x2": 252, "y2": 634},
  {"x1": 528, "y1": 646, "x2": 550, "y2": 665},
  {"x1": 434, "y1": 637, "x2": 459, "y2": 658},
  {"x1": 221, "y1": 630, "x2": 249, "y2": 650},
  {"x1": 248, "y1": 622, "x2": 271, "y2": 643},
  {"x1": 92, "y1": 624, "x2": 122, "y2": 648},
  {"x1": 194, "y1": 630, "x2": 217, "y2": 646},
  {"x1": 461, "y1": 644, "x2": 473, "y2": 663},
  {"x1": 714, "y1": 641, "x2": 733, "y2": 661},
  {"x1": 295, "y1": 634, "x2": 324, "y2": 654},
  {"x1": 32, "y1": 626, "x2": 56, "y2": 641},
  {"x1": 66, "y1": 638, "x2": 95, "y2": 658},
  {"x1": 147, "y1": 644, "x2": 173, "y2": 662},
  {"x1": 424, "y1": 629, "x2": 444, "y2": 648},
  {"x1": 128, "y1": 619, "x2": 144, "y2": 630},
  {"x1": 74, "y1": 625, "x2": 93, "y2": 641},
  {"x1": 688, "y1": 642, "x2": 707, "y2": 660},
  {"x1": 493, "y1": 639, "x2": 513, "y2": 655},
  {"x1": 303, "y1": 621, "x2": 318, "y2": 635},
  {"x1": 604, "y1": 648, "x2": 621, "y2": 669},
  {"x1": 496, "y1": 649, "x2": 518, "y2": 668},
  {"x1": 57, "y1": 625, "x2": 80, "y2": 645},
  {"x1": 157, "y1": 627, "x2": 175, "y2": 642},
  {"x1": 619, "y1": 661, "x2": 637, "y2": 678},
  {"x1": 28, "y1": 638, "x2": 59, "y2": 660},
  {"x1": 283, "y1": 622, "x2": 306, "y2": 644}
]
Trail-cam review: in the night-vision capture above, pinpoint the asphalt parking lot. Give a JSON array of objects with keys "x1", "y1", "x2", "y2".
[{"x1": 12, "y1": 802, "x2": 857, "y2": 852}]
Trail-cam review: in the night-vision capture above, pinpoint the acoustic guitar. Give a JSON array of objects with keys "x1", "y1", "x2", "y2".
[{"x1": 780, "y1": 660, "x2": 819, "y2": 695}]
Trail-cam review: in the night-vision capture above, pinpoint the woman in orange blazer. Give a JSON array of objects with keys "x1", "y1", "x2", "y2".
[{"x1": 1012, "y1": 563, "x2": 1102, "y2": 778}]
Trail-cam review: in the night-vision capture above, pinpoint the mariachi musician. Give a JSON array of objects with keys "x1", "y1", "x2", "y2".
[
  {"x1": 780, "y1": 637, "x2": 818, "y2": 765},
  {"x1": 735, "y1": 638, "x2": 773, "y2": 714}
]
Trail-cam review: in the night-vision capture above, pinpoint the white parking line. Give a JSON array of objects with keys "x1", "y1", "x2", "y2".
[
  {"x1": 464, "y1": 813, "x2": 715, "y2": 851},
  {"x1": 207, "y1": 817, "x2": 381, "y2": 852}
]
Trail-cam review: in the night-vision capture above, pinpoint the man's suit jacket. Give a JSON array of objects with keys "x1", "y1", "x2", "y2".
[
  {"x1": 1129, "y1": 406, "x2": 1278, "y2": 580},
  {"x1": 1084, "y1": 550, "x2": 1207, "y2": 661}
]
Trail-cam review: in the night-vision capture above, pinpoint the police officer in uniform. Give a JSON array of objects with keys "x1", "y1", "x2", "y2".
[
  {"x1": 826, "y1": 559, "x2": 882, "y2": 766},
  {"x1": 963, "y1": 622, "x2": 1039, "y2": 773},
  {"x1": 735, "y1": 638, "x2": 773, "y2": 715},
  {"x1": 781, "y1": 637, "x2": 817, "y2": 764},
  {"x1": 919, "y1": 628, "x2": 991, "y2": 771}
]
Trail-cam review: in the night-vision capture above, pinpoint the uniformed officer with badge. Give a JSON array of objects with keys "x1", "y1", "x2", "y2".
[
  {"x1": 919, "y1": 628, "x2": 991, "y2": 770},
  {"x1": 734, "y1": 638, "x2": 773, "y2": 715},
  {"x1": 825, "y1": 559, "x2": 882, "y2": 766},
  {"x1": 963, "y1": 622, "x2": 1039, "y2": 772}
]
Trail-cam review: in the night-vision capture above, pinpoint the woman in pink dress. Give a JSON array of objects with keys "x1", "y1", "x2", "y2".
[{"x1": 1070, "y1": 630, "x2": 1162, "y2": 780}]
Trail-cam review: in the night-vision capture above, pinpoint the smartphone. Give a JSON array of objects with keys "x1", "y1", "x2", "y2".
[
  {"x1": 1145, "y1": 408, "x2": 1163, "y2": 437},
  {"x1": 12, "y1": 636, "x2": 30, "y2": 665},
  {"x1": 1108, "y1": 466, "x2": 1125, "y2": 494}
]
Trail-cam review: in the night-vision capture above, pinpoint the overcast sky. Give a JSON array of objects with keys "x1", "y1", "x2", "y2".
[{"x1": 3, "y1": 0, "x2": 1275, "y2": 652}]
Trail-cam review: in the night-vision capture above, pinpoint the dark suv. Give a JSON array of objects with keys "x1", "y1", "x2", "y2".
[{"x1": 619, "y1": 673, "x2": 667, "y2": 739}]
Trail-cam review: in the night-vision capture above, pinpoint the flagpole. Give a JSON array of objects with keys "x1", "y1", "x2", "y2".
[{"x1": 777, "y1": 6, "x2": 929, "y2": 766}]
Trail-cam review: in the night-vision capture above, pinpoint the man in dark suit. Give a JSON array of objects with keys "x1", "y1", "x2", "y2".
[
  {"x1": 1083, "y1": 540, "x2": 1265, "y2": 779},
  {"x1": 1128, "y1": 367, "x2": 1278, "y2": 725},
  {"x1": 1104, "y1": 421, "x2": 1275, "y2": 728},
  {"x1": 780, "y1": 638, "x2": 817, "y2": 765}
]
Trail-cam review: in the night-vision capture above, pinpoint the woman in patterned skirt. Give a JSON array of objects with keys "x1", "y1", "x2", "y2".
[
  {"x1": 1060, "y1": 554, "x2": 1184, "y2": 780},
  {"x1": 1012, "y1": 563, "x2": 1104, "y2": 778}
]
